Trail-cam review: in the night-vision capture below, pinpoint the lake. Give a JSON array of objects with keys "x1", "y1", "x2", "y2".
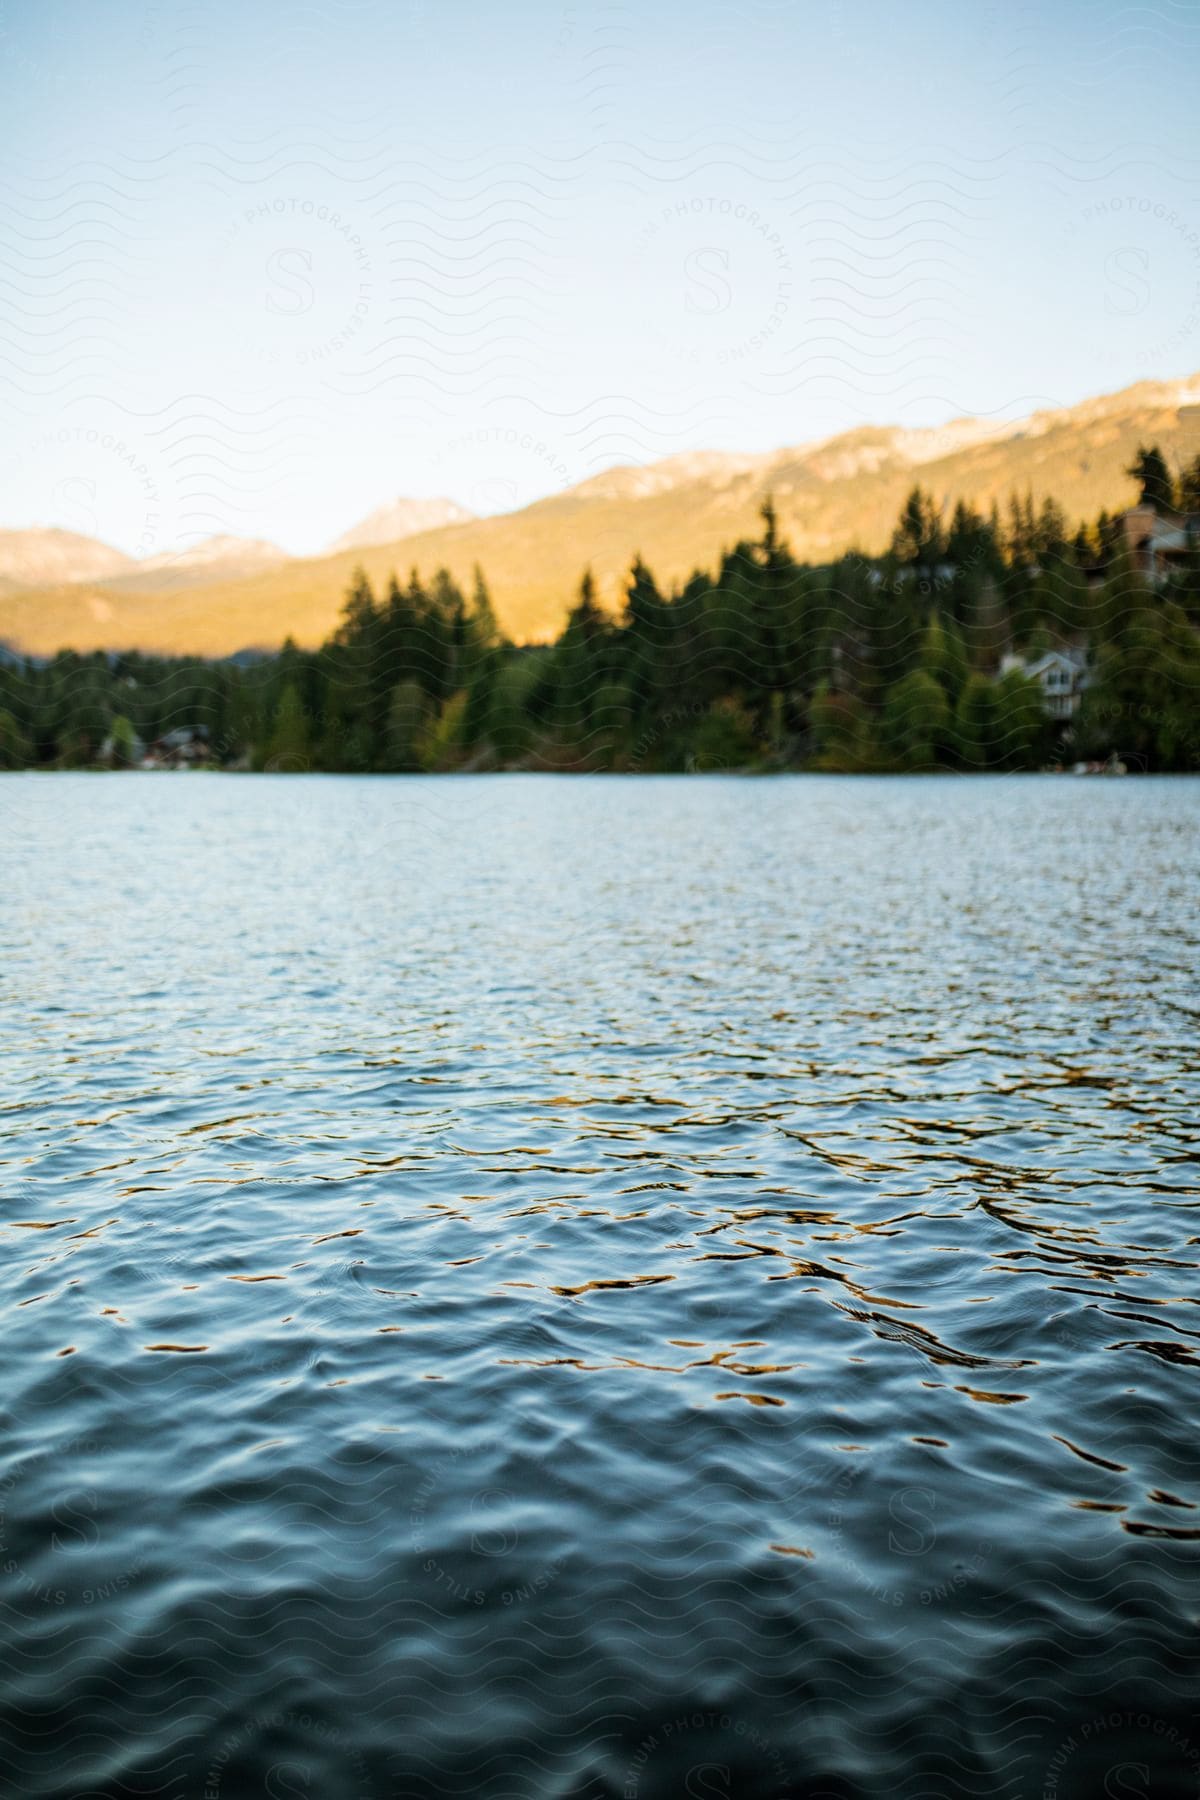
[{"x1": 1, "y1": 773, "x2": 1198, "y2": 1799}]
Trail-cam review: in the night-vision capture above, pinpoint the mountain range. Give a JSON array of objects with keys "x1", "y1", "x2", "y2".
[
  {"x1": 327, "y1": 496, "x2": 476, "y2": 554},
  {"x1": 2, "y1": 374, "x2": 1198, "y2": 658}
]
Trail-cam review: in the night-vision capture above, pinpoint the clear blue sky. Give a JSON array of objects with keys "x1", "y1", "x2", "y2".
[{"x1": 2, "y1": 0, "x2": 1199, "y2": 556}]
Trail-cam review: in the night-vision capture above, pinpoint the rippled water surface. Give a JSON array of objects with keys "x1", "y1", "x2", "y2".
[{"x1": 2, "y1": 774, "x2": 1198, "y2": 1800}]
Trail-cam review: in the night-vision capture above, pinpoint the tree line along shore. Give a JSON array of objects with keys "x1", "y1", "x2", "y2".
[{"x1": 2, "y1": 446, "x2": 1198, "y2": 775}]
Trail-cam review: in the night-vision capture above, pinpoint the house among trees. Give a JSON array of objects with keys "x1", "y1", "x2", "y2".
[
  {"x1": 1000, "y1": 647, "x2": 1091, "y2": 719},
  {"x1": 98, "y1": 722, "x2": 145, "y2": 766},
  {"x1": 3, "y1": 443, "x2": 1198, "y2": 776},
  {"x1": 141, "y1": 725, "x2": 212, "y2": 769},
  {"x1": 1119, "y1": 501, "x2": 1200, "y2": 582},
  {"x1": 1117, "y1": 444, "x2": 1200, "y2": 582}
]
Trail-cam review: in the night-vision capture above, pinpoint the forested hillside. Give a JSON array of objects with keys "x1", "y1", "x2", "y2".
[{"x1": 3, "y1": 450, "x2": 1199, "y2": 774}]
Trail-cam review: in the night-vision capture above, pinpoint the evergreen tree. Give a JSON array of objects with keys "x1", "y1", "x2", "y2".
[
  {"x1": 108, "y1": 714, "x2": 138, "y2": 766},
  {"x1": 1126, "y1": 444, "x2": 1175, "y2": 511},
  {"x1": 1177, "y1": 454, "x2": 1200, "y2": 515},
  {"x1": 3, "y1": 462, "x2": 1196, "y2": 776},
  {"x1": 1079, "y1": 598, "x2": 1200, "y2": 770},
  {"x1": 919, "y1": 611, "x2": 969, "y2": 703},
  {"x1": 487, "y1": 653, "x2": 550, "y2": 764},
  {"x1": 556, "y1": 568, "x2": 610, "y2": 744},
  {"x1": 470, "y1": 564, "x2": 500, "y2": 647},
  {"x1": 687, "y1": 698, "x2": 759, "y2": 772},
  {"x1": 891, "y1": 487, "x2": 945, "y2": 568},
  {"x1": 385, "y1": 679, "x2": 430, "y2": 771},
  {"x1": 568, "y1": 568, "x2": 605, "y2": 639},
  {"x1": 964, "y1": 578, "x2": 1009, "y2": 671},
  {"x1": 0, "y1": 708, "x2": 31, "y2": 768},
  {"x1": 991, "y1": 670, "x2": 1045, "y2": 768},
  {"x1": 265, "y1": 684, "x2": 309, "y2": 770},
  {"x1": 954, "y1": 673, "x2": 998, "y2": 769},
  {"x1": 336, "y1": 567, "x2": 379, "y2": 643},
  {"x1": 621, "y1": 555, "x2": 671, "y2": 715},
  {"x1": 881, "y1": 670, "x2": 950, "y2": 769},
  {"x1": 810, "y1": 682, "x2": 878, "y2": 771},
  {"x1": 421, "y1": 690, "x2": 470, "y2": 770}
]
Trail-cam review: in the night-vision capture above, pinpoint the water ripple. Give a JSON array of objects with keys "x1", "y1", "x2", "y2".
[{"x1": 1, "y1": 773, "x2": 1197, "y2": 1799}]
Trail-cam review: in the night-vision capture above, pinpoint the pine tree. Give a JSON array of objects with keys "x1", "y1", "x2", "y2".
[
  {"x1": 954, "y1": 673, "x2": 997, "y2": 769},
  {"x1": 891, "y1": 487, "x2": 944, "y2": 567},
  {"x1": 385, "y1": 679, "x2": 430, "y2": 771},
  {"x1": 1126, "y1": 444, "x2": 1175, "y2": 512},
  {"x1": 991, "y1": 671, "x2": 1046, "y2": 768},
  {"x1": 810, "y1": 681, "x2": 879, "y2": 770},
  {"x1": 470, "y1": 565, "x2": 500, "y2": 648},
  {"x1": 1178, "y1": 454, "x2": 1200, "y2": 514},
  {"x1": 569, "y1": 568, "x2": 605, "y2": 639},
  {"x1": 881, "y1": 670, "x2": 950, "y2": 769},
  {"x1": 335, "y1": 568, "x2": 378, "y2": 642},
  {"x1": 919, "y1": 612, "x2": 969, "y2": 702},
  {"x1": 0, "y1": 708, "x2": 31, "y2": 768},
  {"x1": 265, "y1": 684, "x2": 309, "y2": 771},
  {"x1": 109, "y1": 714, "x2": 138, "y2": 766},
  {"x1": 622, "y1": 555, "x2": 670, "y2": 714}
]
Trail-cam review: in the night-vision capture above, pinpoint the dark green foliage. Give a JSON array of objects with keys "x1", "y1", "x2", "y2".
[
  {"x1": 953, "y1": 673, "x2": 998, "y2": 770},
  {"x1": 1179, "y1": 455, "x2": 1200, "y2": 515},
  {"x1": 991, "y1": 671, "x2": 1047, "y2": 769},
  {"x1": 891, "y1": 487, "x2": 946, "y2": 569},
  {"x1": 2, "y1": 446, "x2": 1196, "y2": 774},
  {"x1": 263, "y1": 683, "x2": 310, "y2": 771},
  {"x1": 881, "y1": 670, "x2": 951, "y2": 770},
  {"x1": 1127, "y1": 444, "x2": 1176, "y2": 512},
  {"x1": 0, "y1": 708, "x2": 31, "y2": 768},
  {"x1": 1076, "y1": 598, "x2": 1200, "y2": 770}
]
